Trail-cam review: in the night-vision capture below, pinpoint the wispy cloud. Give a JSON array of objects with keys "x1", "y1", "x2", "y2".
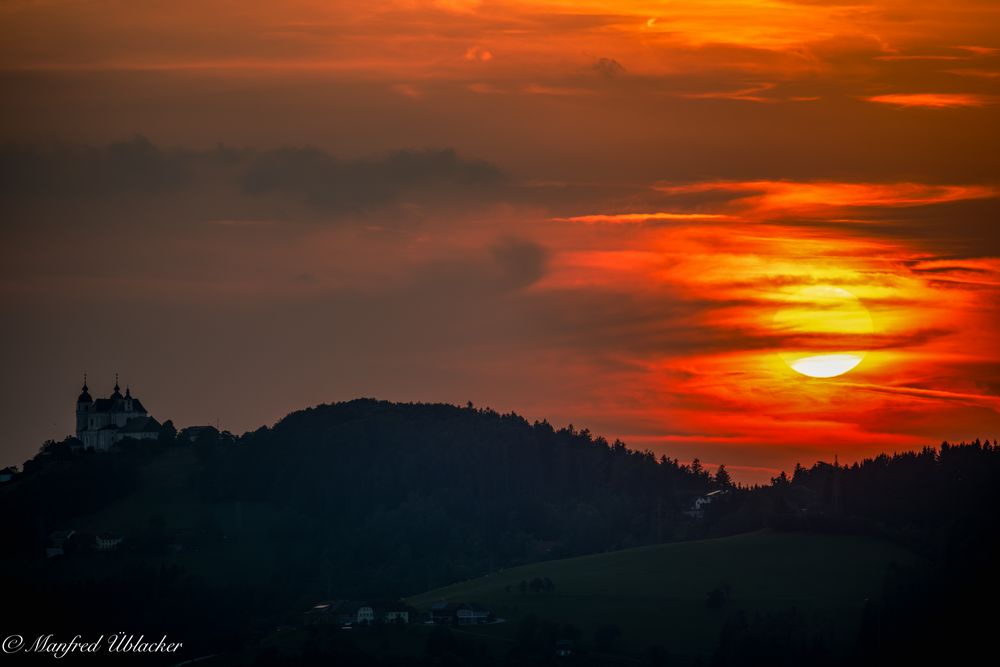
[
  {"x1": 551, "y1": 212, "x2": 731, "y2": 224},
  {"x1": 864, "y1": 93, "x2": 999, "y2": 108},
  {"x1": 655, "y1": 180, "x2": 999, "y2": 217}
]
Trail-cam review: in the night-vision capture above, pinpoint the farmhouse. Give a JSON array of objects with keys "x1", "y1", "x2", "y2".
[
  {"x1": 686, "y1": 489, "x2": 728, "y2": 519},
  {"x1": 430, "y1": 602, "x2": 455, "y2": 623},
  {"x1": 429, "y1": 601, "x2": 493, "y2": 625},
  {"x1": 356, "y1": 604, "x2": 375, "y2": 625},
  {"x1": 456, "y1": 604, "x2": 491, "y2": 625},
  {"x1": 96, "y1": 534, "x2": 124, "y2": 552},
  {"x1": 303, "y1": 600, "x2": 410, "y2": 627},
  {"x1": 383, "y1": 609, "x2": 409, "y2": 624},
  {"x1": 46, "y1": 529, "x2": 75, "y2": 558}
]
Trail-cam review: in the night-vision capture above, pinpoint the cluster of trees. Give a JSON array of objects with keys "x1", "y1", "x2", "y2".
[
  {"x1": 692, "y1": 439, "x2": 1000, "y2": 551},
  {"x1": 193, "y1": 399, "x2": 719, "y2": 597},
  {"x1": 511, "y1": 576, "x2": 555, "y2": 594},
  {"x1": 703, "y1": 439, "x2": 1000, "y2": 666}
]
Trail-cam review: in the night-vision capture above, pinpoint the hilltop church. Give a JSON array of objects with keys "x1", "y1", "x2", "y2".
[{"x1": 75, "y1": 375, "x2": 162, "y2": 450}]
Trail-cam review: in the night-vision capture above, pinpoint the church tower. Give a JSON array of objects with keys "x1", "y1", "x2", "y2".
[{"x1": 76, "y1": 374, "x2": 92, "y2": 436}]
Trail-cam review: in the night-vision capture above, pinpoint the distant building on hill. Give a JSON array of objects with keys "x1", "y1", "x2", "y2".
[
  {"x1": 686, "y1": 489, "x2": 729, "y2": 519},
  {"x1": 456, "y1": 603, "x2": 491, "y2": 625},
  {"x1": 46, "y1": 529, "x2": 75, "y2": 558},
  {"x1": 178, "y1": 425, "x2": 220, "y2": 444},
  {"x1": 555, "y1": 639, "x2": 574, "y2": 657},
  {"x1": 429, "y1": 601, "x2": 493, "y2": 625},
  {"x1": 75, "y1": 375, "x2": 161, "y2": 450},
  {"x1": 302, "y1": 600, "x2": 410, "y2": 627},
  {"x1": 95, "y1": 534, "x2": 124, "y2": 552},
  {"x1": 356, "y1": 604, "x2": 376, "y2": 625},
  {"x1": 383, "y1": 609, "x2": 409, "y2": 624},
  {"x1": 429, "y1": 602, "x2": 454, "y2": 624}
]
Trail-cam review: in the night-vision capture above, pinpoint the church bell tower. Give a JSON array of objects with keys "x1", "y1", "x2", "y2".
[{"x1": 76, "y1": 374, "x2": 93, "y2": 436}]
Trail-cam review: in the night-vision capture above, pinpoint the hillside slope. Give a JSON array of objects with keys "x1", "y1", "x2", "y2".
[{"x1": 407, "y1": 531, "x2": 923, "y2": 662}]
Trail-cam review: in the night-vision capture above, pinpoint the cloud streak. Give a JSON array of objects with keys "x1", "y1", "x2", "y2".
[{"x1": 865, "y1": 93, "x2": 999, "y2": 108}]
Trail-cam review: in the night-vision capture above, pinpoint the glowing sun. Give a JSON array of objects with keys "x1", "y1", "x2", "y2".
[{"x1": 773, "y1": 285, "x2": 874, "y2": 378}]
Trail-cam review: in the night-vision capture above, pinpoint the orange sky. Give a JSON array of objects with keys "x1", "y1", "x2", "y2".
[{"x1": 2, "y1": 1, "x2": 999, "y2": 482}]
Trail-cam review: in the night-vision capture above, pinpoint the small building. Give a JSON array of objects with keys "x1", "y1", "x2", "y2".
[
  {"x1": 383, "y1": 610, "x2": 409, "y2": 624},
  {"x1": 356, "y1": 604, "x2": 375, "y2": 625},
  {"x1": 456, "y1": 603, "x2": 491, "y2": 625},
  {"x1": 0, "y1": 466, "x2": 15, "y2": 483},
  {"x1": 430, "y1": 601, "x2": 492, "y2": 625},
  {"x1": 304, "y1": 600, "x2": 404, "y2": 627},
  {"x1": 686, "y1": 489, "x2": 728, "y2": 519},
  {"x1": 430, "y1": 602, "x2": 455, "y2": 624},
  {"x1": 115, "y1": 416, "x2": 162, "y2": 443},
  {"x1": 95, "y1": 534, "x2": 124, "y2": 552},
  {"x1": 179, "y1": 425, "x2": 220, "y2": 444},
  {"x1": 46, "y1": 529, "x2": 75, "y2": 558},
  {"x1": 303, "y1": 600, "x2": 347, "y2": 626}
]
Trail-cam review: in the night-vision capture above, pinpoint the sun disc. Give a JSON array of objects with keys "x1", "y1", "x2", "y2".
[
  {"x1": 788, "y1": 353, "x2": 864, "y2": 378},
  {"x1": 773, "y1": 286, "x2": 873, "y2": 379}
]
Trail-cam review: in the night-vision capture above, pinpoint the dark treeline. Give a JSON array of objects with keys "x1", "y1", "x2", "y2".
[
  {"x1": 701, "y1": 440, "x2": 1000, "y2": 666},
  {"x1": 3, "y1": 399, "x2": 722, "y2": 582},
  {"x1": 202, "y1": 399, "x2": 718, "y2": 595},
  {"x1": 0, "y1": 399, "x2": 720, "y2": 663},
  {"x1": 698, "y1": 439, "x2": 1000, "y2": 554}
]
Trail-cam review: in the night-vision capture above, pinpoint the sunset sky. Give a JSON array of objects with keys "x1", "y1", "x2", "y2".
[{"x1": 2, "y1": 0, "x2": 999, "y2": 482}]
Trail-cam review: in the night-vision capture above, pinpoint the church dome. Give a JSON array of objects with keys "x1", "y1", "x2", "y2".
[{"x1": 78, "y1": 385, "x2": 92, "y2": 403}]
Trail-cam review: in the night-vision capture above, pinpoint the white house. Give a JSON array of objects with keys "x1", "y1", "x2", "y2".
[
  {"x1": 383, "y1": 610, "x2": 409, "y2": 624},
  {"x1": 96, "y1": 534, "x2": 124, "y2": 552},
  {"x1": 687, "y1": 490, "x2": 728, "y2": 519},
  {"x1": 456, "y1": 604, "x2": 490, "y2": 625},
  {"x1": 356, "y1": 605, "x2": 375, "y2": 625},
  {"x1": 46, "y1": 529, "x2": 75, "y2": 558}
]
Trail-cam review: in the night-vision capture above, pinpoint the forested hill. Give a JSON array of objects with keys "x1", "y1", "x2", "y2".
[
  {"x1": 1, "y1": 399, "x2": 721, "y2": 596},
  {"x1": 200, "y1": 399, "x2": 722, "y2": 590}
]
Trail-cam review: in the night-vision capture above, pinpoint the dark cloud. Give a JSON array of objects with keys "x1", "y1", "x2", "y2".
[
  {"x1": 369, "y1": 238, "x2": 549, "y2": 312},
  {"x1": 591, "y1": 57, "x2": 626, "y2": 79},
  {"x1": 860, "y1": 199, "x2": 1000, "y2": 257},
  {"x1": 522, "y1": 288, "x2": 952, "y2": 359},
  {"x1": 490, "y1": 238, "x2": 549, "y2": 290},
  {"x1": 0, "y1": 138, "x2": 509, "y2": 225},
  {"x1": 0, "y1": 136, "x2": 188, "y2": 198},
  {"x1": 239, "y1": 146, "x2": 506, "y2": 212}
]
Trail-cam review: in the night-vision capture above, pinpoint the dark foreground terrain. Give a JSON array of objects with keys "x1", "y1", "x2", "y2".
[{"x1": 1, "y1": 399, "x2": 997, "y2": 665}]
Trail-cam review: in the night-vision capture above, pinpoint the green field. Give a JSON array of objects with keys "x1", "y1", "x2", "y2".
[{"x1": 407, "y1": 531, "x2": 923, "y2": 662}]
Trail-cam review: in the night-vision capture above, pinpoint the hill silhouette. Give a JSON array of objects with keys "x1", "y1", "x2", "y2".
[{"x1": 0, "y1": 400, "x2": 722, "y2": 658}]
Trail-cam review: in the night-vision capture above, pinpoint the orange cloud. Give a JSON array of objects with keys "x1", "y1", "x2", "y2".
[
  {"x1": 552, "y1": 212, "x2": 731, "y2": 224},
  {"x1": 463, "y1": 47, "x2": 493, "y2": 62},
  {"x1": 656, "y1": 181, "x2": 999, "y2": 217},
  {"x1": 865, "y1": 93, "x2": 998, "y2": 108},
  {"x1": 530, "y1": 175, "x2": 1000, "y2": 482}
]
